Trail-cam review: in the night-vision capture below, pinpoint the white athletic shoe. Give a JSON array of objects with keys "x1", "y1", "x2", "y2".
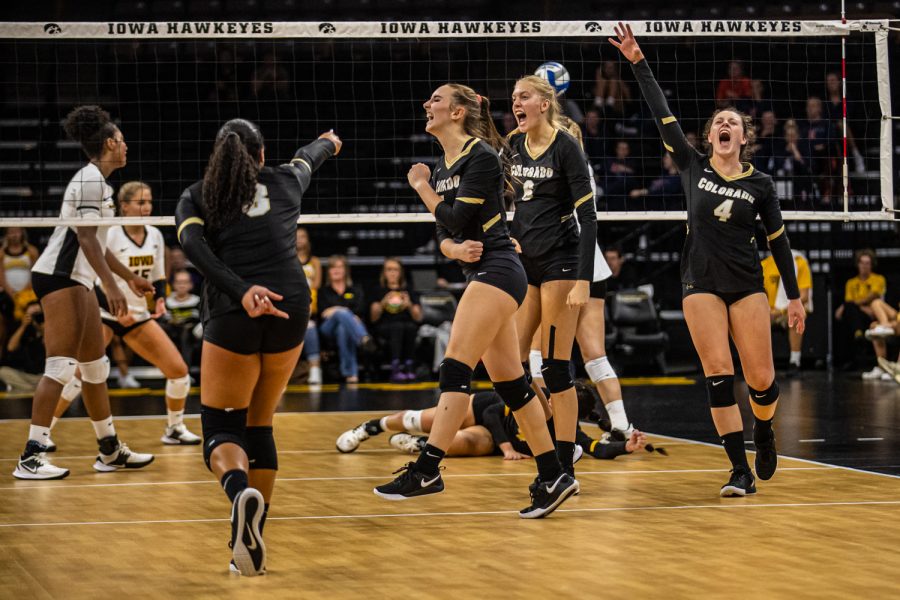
[
  {"x1": 389, "y1": 433, "x2": 427, "y2": 454},
  {"x1": 573, "y1": 444, "x2": 584, "y2": 465},
  {"x1": 93, "y1": 438, "x2": 155, "y2": 472},
  {"x1": 161, "y1": 423, "x2": 202, "y2": 445},
  {"x1": 865, "y1": 325, "x2": 896, "y2": 340},
  {"x1": 862, "y1": 366, "x2": 887, "y2": 380},
  {"x1": 877, "y1": 357, "x2": 900, "y2": 384},
  {"x1": 336, "y1": 423, "x2": 371, "y2": 453},
  {"x1": 118, "y1": 373, "x2": 141, "y2": 389},
  {"x1": 308, "y1": 366, "x2": 323, "y2": 385},
  {"x1": 12, "y1": 441, "x2": 69, "y2": 480}
]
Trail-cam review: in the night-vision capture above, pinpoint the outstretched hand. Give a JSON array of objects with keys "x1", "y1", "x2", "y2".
[{"x1": 608, "y1": 22, "x2": 644, "y2": 64}]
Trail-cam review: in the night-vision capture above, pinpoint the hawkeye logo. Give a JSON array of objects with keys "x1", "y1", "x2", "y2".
[
  {"x1": 44, "y1": 23, "x2": 62, "y2": 35},
  {"x1": 319, "y1": 23, "x2": 336, "y2": 34},
  {"x1": 584, "y1": 22, "x2": 602, "y2": 33}
]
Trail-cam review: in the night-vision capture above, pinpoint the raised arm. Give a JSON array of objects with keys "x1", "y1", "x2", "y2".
[
  {"x1": 609, "y1": 23, "x2": 701, "y2": 171},
  {"x1": 280, "y1": 132, "x2": 340, "y2": 193}
]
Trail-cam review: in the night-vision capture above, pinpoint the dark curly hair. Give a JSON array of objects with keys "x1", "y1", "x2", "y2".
[
  {"x1": 202, "y1": 119, "x2": 264, "y2": 233},
  {"x1": 62, "y1": 105, "x2": 119, "y2": 159},
  {"x1": 701, "y1": 107, "x2": 757, "y2": 163}
]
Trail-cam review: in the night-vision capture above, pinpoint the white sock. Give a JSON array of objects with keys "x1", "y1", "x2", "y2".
[
  {"x1": 789, "y1": 351, "x2": 801, "y2": 366},
  {"x1": 91, "y1": 417, "x2": 116, "y2": 440},
  {"x1": 167, "y1": 409, "x2": 184, "y2": 427},
  {"x1": 379, "y1": 416, "x2": 396, "y2": 432},
  {"x1": 50, "y1": 417, "x2": 59, "y2": 430},
  {"x1": 605, "y1": 400, "x2": 629, "y2": 431},
  {"x1": 28, "y1": 424, "x2": 51, "y2": 446}
]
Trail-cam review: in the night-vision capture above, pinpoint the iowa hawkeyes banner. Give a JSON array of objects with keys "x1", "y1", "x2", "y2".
[{"x1": 0, "y1": 20, "x2": 867, "y2": 39}]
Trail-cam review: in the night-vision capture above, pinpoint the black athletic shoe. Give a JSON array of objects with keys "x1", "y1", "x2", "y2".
[
  {"x1": 519, "y1": 472, "x2": 580, "y2": 519},
  {"x1": 754, "y1": 427, "x2": 778, "y2": 481},
  {"x1": 373, "y1": 462, "x2": 444, "y2": 500},
  {"x1": 720, "y1": 467, "x2": 756, "y2": 497},
  {"x1": 229, "y1": 488, "x2": 266, "y2": 576},
  {"x1": 785, "y1": 363, "x2": 801, "y2": 378}
]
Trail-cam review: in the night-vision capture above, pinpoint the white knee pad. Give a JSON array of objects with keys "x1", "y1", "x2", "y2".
[
  {"x1": 165, "y1": 374, "x2": 192, "y2": 399},
  {"x1": 585, "y1": 356, "x2": 617, "y2": 383},
  {"x1": 529, "y1": 349, "x2": 544, "y2": 380},
  {"x1": 401, "y1": 410, "x2": 424, "y2": 434},
  {"x1": 61, "y1": 377, "x2": 82, "y2": 402},
  {"x1": 44, "y1": 356, "x2": 78, "y2": 385},
  {"x1": 79, "y1": 356, "x2": 111, "y2": 384}
]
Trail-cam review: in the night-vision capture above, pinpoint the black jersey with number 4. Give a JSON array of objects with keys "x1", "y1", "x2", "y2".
[
  {"x1": 507, "y1": 129, "x2": 596, "y2": 280},
  {"x1": 175, "y1": 138, "x2": 336, "y2": 320},
  {"x1": 631, "y1": 59, "x2": 798, "y2": 295},
  {"x1": 432, "y1": 137, "x2": 516, "y2": 274}
]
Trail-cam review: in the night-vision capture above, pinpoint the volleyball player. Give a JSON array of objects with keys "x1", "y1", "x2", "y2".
[
  {"x1": 13, "y1": 105, "x2": 155, "y2": 480},
  {"x1": 374, "y1": 84, "x2": 578, "y2": 518},
  {"x1": 176, "y1": 119, "x2": 340, "y2": 575},
  {"x1": 611, "y1": 24, "x2": 806, "y2": 495},
  {"x1": 507, "y1": 76, "x2": 596, "y2": 478},
  {"x1": 51, "y1": 182, "x2": 200, "y2": 446}
]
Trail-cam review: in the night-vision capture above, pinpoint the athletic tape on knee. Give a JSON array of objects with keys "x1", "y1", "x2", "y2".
[
  {"x1": 200, "y1": 405, "x2": 248, "y2": 470},
  {"x1": 584, "y1": 356, "x2": 617, "y2": 383},
  {"x1": 541, "y1": 358, "x2": 574, "y2": 394},
  {"x1": 245, "y1": 426, "x2": 278, "y2": 471},
  {"x1": 401, "y1": 410, "x2": 425, "y2": 434},
  {"x1": 165, "y1": 374, "x2": 191, "y2": 399},
  {"x1": 79, "y1": 356, "x2": 110, "y2": 384},
  {"x1": 44, "y1": 356, "x2": 77, "y2": 385},
  {"x1": 438, "y1": 358, "x2": 473, "y2": 394},
  {"x1": 706, "y1": 375, "x2": 736, "y2": 408},
  {"x1": 748, "y1": 381, "x2": 780, "y2": 406},
  {"x1": 494, "y1": 376, "x2": 535, "y2": 412},
  {"x1": 61, "y1": 377, "x2": 82, "y2": 402},
  {"x1": 528, "y1": 349, "x2": 544, "y2": 381}
]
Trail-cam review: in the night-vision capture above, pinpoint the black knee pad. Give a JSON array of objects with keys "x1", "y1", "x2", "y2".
[
  {"x1": 245, "y1": 426, "x2": 278, "y2": 471},
  {"x1": 706, "y1": 375, "x2": 736, "y2": 408},
  {"x1": 201, "y1": 405, "x2": 248, "y2": 470},
  {"x1": 541, "y1": 358, "x2": 574, "y2": 394},
  {"x1": 438, "y1": 358, "x2": 473, "y2": 394},
  {"x1": 522, "y1": 362, "x2": 533, "y2": 386},
  {"x1": 748, "y1": 381, "x2": 780, "y2": 406},
  {"x1": 494, "y1": 376, "x2": 536, "y2": 412}
]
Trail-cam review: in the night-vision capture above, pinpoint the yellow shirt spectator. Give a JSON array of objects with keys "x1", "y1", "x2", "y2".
[
  {"x1": 844, "y1": 274, "x2": 885, "y2": 304},
  {"x1": 761, "y1": 252, "x2": 812, "y2": 310}
]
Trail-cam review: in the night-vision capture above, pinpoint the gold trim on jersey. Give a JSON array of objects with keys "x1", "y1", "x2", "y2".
[
  {"x1": 444, "y1": 137, "x2": 480, "y2": 169},
  {"x1": 663, "y1": 142, "x2": 674, "y2": 152},
  {"x1": 710, "y1": 161, "x2": 755, "y2": 182},
  {"x1": 482, "y1": 213, "x2": 501, "y2": 232},
  {"x1": 661, "y1": 116, "x2": 677, "y2": 124},
  {"x1": 766, "y1": 225, "x2": 785, "y2": 241},
  {"x1": 573, "y1": 192, "x2": 592, "y2": 209},
  {"x1": 524, "y1": 127, "x2": 558, "y2": 161},
  {"x1": 457, "y1": 197, "x2": 485, "y2": 205},
  {"x1": 290, "y1": 157, "x2": 311, "y2": 171},
  {"x1": 176, "y1": 217, "x2": 205, "y2": 243}
]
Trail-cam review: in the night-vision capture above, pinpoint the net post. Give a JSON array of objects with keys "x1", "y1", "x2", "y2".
[{"x1": 873, "y1": 23, "x2": 895, "y2": 216}]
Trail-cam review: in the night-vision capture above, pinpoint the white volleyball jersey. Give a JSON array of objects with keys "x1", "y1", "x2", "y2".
[
  {"x1": 98, "y1": 225, "x2": 166, "y2": 321},
  {"x1": 32, "y1": 163, "x2": 115, "y2": 288}
]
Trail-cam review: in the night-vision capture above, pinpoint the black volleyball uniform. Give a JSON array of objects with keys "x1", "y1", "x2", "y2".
[
  {"x1": 508, "y1": 129, "x2": 596, "y2": 287},
  {"x1": 175, "y1": 138, "x2": 336, "y2": 354},
  {"x1": 631, "y1": 59, "x2": 800, "y2": 305},
  {"x1": 433, "y1": 137, "x2": 527, "y2": 305},
  {"x1": 472, "y1": 391, "x2": 629, "y2": 459}
]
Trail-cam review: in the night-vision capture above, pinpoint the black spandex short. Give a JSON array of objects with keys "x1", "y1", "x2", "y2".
[
  {"x1": 204, "y1": 309, "x2": 309, "y2": 355},
  {"x1": 471, "y1": 392, "x2": 499, "y2": 427},
  {"x1": 590, "y1": 279, "x2": 608, "y2": 300},
  {"x1": 519, "y1": 246, "x2": 578, "y2": 288},
  {"x1": 32, "y1": 272, "x2": 85, "y2": 300},
  {"x1": 101, "y1": 316, "x2": 151, "y2": 338},
  {"x1": 466, "y1": 250, "x2": 528, "y2": 306},
  {"x1": 682, "y1": 284, "x2": 765, "y2": 307}
]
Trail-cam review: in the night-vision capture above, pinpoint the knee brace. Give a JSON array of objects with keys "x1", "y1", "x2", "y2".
[
  {"x1": 528, "y1": 349, "x2": 543, "y2": 381},
  {"x1": 401, "y1": 409, "x2": 424, "y2": 434},
  {"x1": 706, "y1": 375, "x2": 736, "y2": 408},
  {"x1": 748, "y1": 381, "x2": 780, "y2": 406},
  {"x1": 200, "y1": 405, "x2": 248, "y2": 470},
  {"x1": 165, "y1": 374, "x2": 192, "y2": 399},
  {"x1": 494, "y1": 375, "x2": 536, "y2": 412},
  {"x1": 585, "y1": 356, "x2": 617, "y2": 383},
  {"x1": 61, "y1": 377, "x2": 82, "y2": 402},
  {"x1": 541, "y1": 358, "x2": 574, "y2": 394},
  {"x1": 44, "y1": 356, "x2": 77, "y2": 385},
  {"x1": 245, "y1": 426, "x2": 278, "y2": 471},
  {"x1": 79, "y1": 356, "x2": 110, "y2": 384},
  {"x1": 438, "y1": 358, "x2": 473, "y2": 394}
]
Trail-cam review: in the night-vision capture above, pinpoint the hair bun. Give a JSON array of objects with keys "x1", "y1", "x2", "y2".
[{"x1": 62, "y1": 105, "x2": 111, "y2": 145}]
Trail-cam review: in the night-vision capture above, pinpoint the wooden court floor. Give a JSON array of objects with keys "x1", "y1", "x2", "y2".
[{"x1": 2, "y1": 411, "x2": 900, "y2": 599}]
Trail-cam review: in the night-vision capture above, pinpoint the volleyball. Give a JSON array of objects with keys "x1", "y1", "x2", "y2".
[{"x1": 534, "y1": 61, "x2": 570, "y2": 96}]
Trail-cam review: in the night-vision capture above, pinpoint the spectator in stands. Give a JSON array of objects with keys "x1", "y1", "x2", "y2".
[
  {"x1": 753, "y1": 110, "x2": 778, "y2": 171},
  {"x1": 628, "y1": 152, "x2": 681, "y2": 210},
  {"x1": 167, "y1": 246, "x2": 202, "y2": 292},
  {"x1": 715, "y1": 61, "x2": 753, "y2": 107},
  {"x1": 593, "y1": 60, "x2": 632, "y2": 117},
  {"x1": 251, "y1": 51, "x2": 290, "y2": 100},
  {"x1": 318, "y1": 255, "x2": 375, "y2": 384},
  {"x1": 163, "y1": 269, "x2": 201, "y2": 367},
  {"x1": 0, "y1": 227, "x2": 40, "y2": 336},
  {"x1": 0, "y1": 301, "x2": 45, "y2": 393},
  {"x1": 860, "y1": 296, "x2": 900, "y2": 381},
  {"x1": 762, "y1": 249, "x2": 813, "y2": 376},
  {"x1": 824, "y1": 72, "x2": 866, "y2": 174},
  {"x1": 801, "y1": 96, "x2": 838, "y2": 203},
  {"x1": 604, "y1": 246, "x2": 638, "y2": 294},
  {"x1": 748, "y1": 79, "x2": 771, "y2": 118},
  {"x1": 296, "y1": 227, "x2": 323, "y2": 385},
  {"x1": 582, "y1": 109, "x2": 605, "y2": 167},
  {"x1": 370, "y1": 257, "x2": 423, "y2": 383},
  {"x1": 768, "y1": 119, "x2": 813, "y2": 204},
  {"x1": 835, "y1": 249, "x2": 886, "y2": 370},
  {"x1": 601, "y1": 140, "x2": 640, "y2": 206}
]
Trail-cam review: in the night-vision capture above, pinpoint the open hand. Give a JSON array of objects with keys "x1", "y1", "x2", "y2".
[{"x1": 608, "y1": 22, "x2": 644, "y2": 64}]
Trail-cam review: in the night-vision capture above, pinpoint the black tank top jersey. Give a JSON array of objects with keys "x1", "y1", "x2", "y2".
[
  {"x1": 175, "y1": 138, "x2": 335, "y2": 320},
  {"x1": 432, "y1": 137, "x2": 516, "y2": 274},
  {"x1": 507, "y1": 128, "x2": 596, "y2": 279}
]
